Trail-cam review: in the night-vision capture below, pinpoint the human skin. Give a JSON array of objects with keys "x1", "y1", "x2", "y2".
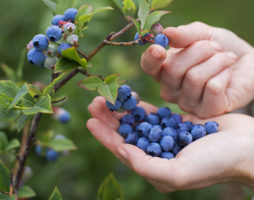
[
  {"x1": 141, "y1": 22, "x2": 254, "y2": 118},
  {"x1": 87, "y1": 96, "x2": 254, "y2": 193}
]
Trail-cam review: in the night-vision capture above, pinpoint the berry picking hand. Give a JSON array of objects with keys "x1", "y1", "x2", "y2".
[
  {"x1": 87, "y1": 96, "x2": 254, "y2": 193},
  {"x1": 141, "y1": 22, "x2": 254, "y2": 118}
]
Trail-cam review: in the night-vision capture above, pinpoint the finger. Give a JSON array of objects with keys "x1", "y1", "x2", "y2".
[
  {"x1": 179, "y1": 52, "x2": 237, "y2": 109},
  {"x1": 163, "y1": 22, "x2": 213, "y2": 48},
  {"x1": 141, "y1": 44, "x2": 167, "y2": 80},
  {"x1": 160, "y1": 40, "x2": 220, "y2": 98}
]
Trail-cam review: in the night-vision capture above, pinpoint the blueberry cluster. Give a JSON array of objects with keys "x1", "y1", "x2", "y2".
[
  {"x1": 106, "y1": 85, "x2": 219, "y2": 159},
  {"x1": 27, "y1": 8, "x2": 78, "y2": 68},
  {"x1": 134, "y1": 32, "x2": 169, "y2": 48}
]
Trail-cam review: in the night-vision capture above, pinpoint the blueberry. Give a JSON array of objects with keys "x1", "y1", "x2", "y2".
[
  {"x1": 35, "y1": 146, "x2": 42, "y2": 155},
  {"x1": 136, "y1": 122, "x2": 152, "y2": 137},
  {"x1": 121, "y1": 114, "x2": 135, "y2": 125},
  {"x1": 171, "y1": 113, "x2": 182, "y2": 124},
  {"x1": 27, "y1": 48, "x2": 46, "y2": 66},
  {"x1": 161, "y1": 152, "x2": 174, "y2": 160},
  {"x1": 67, "y1": 34, "x2": 79, "y2": 45},
  {"x1": 161, "y1": 117, "x2": 177, "y2": 128},
  {"x1": 32, "y1": 34, "x2": 49, "y2": 51},
  {"x1": 46, "y1": 26, "x2": 62, "y2": 42},
  {"x1": 52, "y1": 15, "x2": 65, "y2": 26},
  {"x1": 118, "y1": 124, "x2": 133, "y2": 138},
  {"x1": 178, "y1": 131, "x2": 192, "y2": 147},
  {"x1": 54, "y1": 134, "x2": 66, "y2": 140},
  {"x1": 106, "y1": 99, "x2": 122, "y2": 111},
  {"x1": 146, "y1": 113, "x2": 160, "y2": 125},
  {"x1": 137, "y1": 137, "x2": 150, "y2": 152},
  {"x1": 46, "y1": 149, "x2": 58, "y2": 162},
  {"x1": 183, "y1": 121, "x2": 194, "y2": 131},
  {"x1": 204, "y1": 121, "x2": 219, "y2": 134},
  {"x1": 134, "y1": 32, "x2": 149, "y2": 45},
  {"x1": 155, "y1": 33, "x2": 169, "y2": 48},
  {"x1": 131, "y1": 106, "x2": 146, "y2": 122},
  {"x1": 157, "y1": 107, "x2": 171, "y2": 119},
  {"x1": 63, "y1": 22, "x2": 76, "y2": 34},
  {"x1": 47, "y1": 44, "x2": 58, "y2": 56},
  {"x1": 64, "y1": 8, "x2": 78, "y2": 22},
  {"x1": 160, "y1": 136, "x2": 174, "y2": 152},
  {"x1": 176, "y1": 123, "x2": 188, "y2": 134},
  {"x1": 58, "y1": 109, "x2": 70, "y2": 124},
  {"x1": 191, "y1": 125, "x2": 206, "y2": 140},
  {"x1": 172, "y1": 144, "x2": 182, "y2": 155},
  {"x1": 148, "y1": 126, "x2": 162, "y2": 142},
  {"x1": 147, "y1": 143, "x2": 162, "y2": 157},
  {"x1": 162, "y1": 127, "x2": 177, "y2": 141},
  {"x1": 123, "y1": 96, "x2": 137, "y2": 110},
  {"x1": 118, "y1": 85, "x2": 131, "y2": 101},
  {"x1": 44, "y1": 56, "x2": 58, "y2": 69},
  {"x1": 125, "y1": 132, "x2": 138, "y2": 144}
]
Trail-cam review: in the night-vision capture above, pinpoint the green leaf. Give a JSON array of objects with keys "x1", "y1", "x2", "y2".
[
  {"x1": 0, "y1": 106, "x2": 20, "y2": 121},
  {"x1": 55, "y1": 58, "x2": 80, "y2": 73},
  {"x1": 138, "y1": 0, "x2": 150, "y2": 29},
  {"x1": 17, "y1": 114, "x2": 32, "y2": 133},
  {"x1": 5, "y1": 139, "x2": 20, "y2": 153},
  {"x1": 48, "y1": 187, "x2": 62, "y2": 200},
  {"x1": 18, "y1": 185, "x2": 36, "y2": 199},
  {"x1": 22, "y1": 94, "x2": 53, "y2": 115},
  {"x1": 0, "y1": 63, "x2": 17, "y2": 82},
  {"x1": 42, "y1": 0, "x2": 57, "y2": 11},
  {"x1": 105, "y1": 74, "x2": 120, "y2": 84},
  {"x1": 61, "y1": 47, "x2": 87, "y2": 70},
  {"x1": 112, "y1": 0, "x2": 123, "y2": 9},
  {"x1": 132, "y1": 18, "x2": 141, "y2": 33},
  {"x1": 75, "y1": 4, "x2": 89, "y2": 21},
  {"x1": 8, "y1": 84, "x2": 29, "y2": 109},
  {"x1": 0, "y1": 160, "x2": 10, "y2": 192},
  {"x1": 78, "y1": 76, "x2": 104, "y2": 91},
  {"x1": 0, "y1": 81, "x2": 18, "y2": 100},
  {"x1": 49, "y1": 138, "x2": 77, "y2": 152},
  {"x1": 55, "y1": 0, "x2": 74, "y2": 14},
  {"x1": 122, "y1": 0, "x2": 136, "y2": 17},
  {"x1": 151, "y1": 0, "x2": 173, "y2": 10},
  {"x1": 92, "y1": 6, "x2": 114, "y2": 15},
  {"x1": 0, "y1": 132, "x2": 8, "y2": 154},
  {"x1": 143, "y1": 10, "x2": 170, "y2": 31},
  {"x1": 0, "y1": 194, "x2": 16, "y2": 200},
  {"x1": 17, "y1": 48, "x2": 27, "y2": 80},
  {"x1": 97, "y1": 173, "x2": 124, "y2": 200},
  {"x1": 97, "y1": 82, "x2": 119, "y2": 104},
  {"x1": 43, "y1": 73, "x2": 66, "y2": 95}
]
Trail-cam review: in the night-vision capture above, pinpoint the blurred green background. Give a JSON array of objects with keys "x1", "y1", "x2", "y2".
[{"x1": 1, "y1": 0, "x2": 254, "y2": 199}]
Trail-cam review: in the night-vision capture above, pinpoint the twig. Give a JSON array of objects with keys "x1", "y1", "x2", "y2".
[
  {"x1": 77, "y1": 50, "x2": 88, "y2": 59},
  {"x1": 105, "y1": 41, "x2": 138, "y2": 46},
  {"x1": 0, "y1": 190, "x2": 9, "y2": 195}
]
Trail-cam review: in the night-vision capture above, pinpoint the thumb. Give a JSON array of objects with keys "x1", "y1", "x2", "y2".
[{"x1": 164, "y1": 22, "x2": 213, "y2": 48}]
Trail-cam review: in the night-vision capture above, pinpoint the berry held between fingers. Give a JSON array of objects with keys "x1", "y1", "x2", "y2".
[{"x1": 154, "y1": 33, "x2": 169, "y2": 48}]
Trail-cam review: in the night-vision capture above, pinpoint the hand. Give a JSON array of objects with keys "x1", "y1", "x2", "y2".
[
  {"x1": 87, "y1": 96, "x2": 254, "y2": 193},
  {"x1": 141, "y1": 21, "x2": 254, "y2": 118}
]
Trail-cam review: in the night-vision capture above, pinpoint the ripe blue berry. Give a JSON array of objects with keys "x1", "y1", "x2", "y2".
[
  {"x1": 183, "y1": 121, "x2": 194, "y2": 131},
  {"x1": 146, "y1": 113, "x2": 160, "y2": 125},
  {"x1": 134, "y1": 32, "x2": 149, "y2": 45},
  {"x1": 27, "y1": 48, "x2": 46, "y2": 66},
  {"x1": 52, "y1": 15, "x2": 65, "y2": 26},
  {"x1": 63, "y1": 22, "x2": 76, "y2": 34},
  {"x1": 58, "y1": 43, "x2": 73, "y2": 55},
  {"x1": 57, "y1": 109, "x2": 71, "y2": 124},
  {"x1": 178, "y1": 131, "x2": 193, "y2": 147},
  {"x1": 137, "y1": 137, "x2": 150, "y2": 152},
  {"x1": 46, "y1": 26, "x2": 62, "y2": 42},
  {"x1": 148, "y1": 126, "x2": 162, "y2": 142},
  {"x1": 161, "y1": 117, "x2": 177, "y2": 128},
  {"x1": 172, "y1": 144, "x2": 182, "y2": 155},
  {"x1": 35, "y1": 146, "x2": 42, "y2": 155},
  {"x1": 64, "y1": 8, "x2": 78, "y2": 22},
  {"x1": 106, "y1": 99, "x2": 122, "y2": 111},
  {"x1": 147, "y1": 143, "x2": 162, "y2": 157},
  {"x1": 160, "y1": 136, "x2": 174, "y2": 151},
  {"x1": 123, "y1": 96, "x2": 137, "y2": 110},
  {"x1": 204, "y1": 121, "x2": 219, "y2": 134},
  {"x1": 131, "y1": 106, "x2": 146, "y2": 122},
  {"x1": 171, "y1": 113, "x2": 182, "y2": 124},
  {"x1": 32, "y1": 34, "x2": 49, "y2": 51},
  {"x1": 157, "y1": 107, "x2": 171, "y2": 119},
  {"x1": 176, "y1": 123, "x2": 188, "y2": 134},
  {"x1": 162, "y1": 127, "x2": 177, "y2": 141},
  {"x1": 191, "y1": 125, "x2": 206, "y2": 140},
  {"x1": 118, "y1": 124, "x2": 133, "y2": 138},
  {"x1": 46, "y1": 149, "x2": 58, "y2": 162},
  {"x1": 118, "y1": 85, "x2": 131, "y2": 101},
  {"x1": 136, "y1": 122, "x2": 152, "y2": 137},
  {"x1": 121, "y1": 114, "x2": 135, "y2": 125},
  {"x1": 161, "y1": 152, "x2": 174, "y2": 160},
  {"x1": 125, "y1": 132, "x2": 138, "y2": 144},
  {"x1": 155, "y1": 33, "x2": 169, "y2": 48}
]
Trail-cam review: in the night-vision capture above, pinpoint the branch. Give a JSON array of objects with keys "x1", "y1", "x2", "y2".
[{"x1": 105, "y1": 41, "x2": 138, "y2": 46}]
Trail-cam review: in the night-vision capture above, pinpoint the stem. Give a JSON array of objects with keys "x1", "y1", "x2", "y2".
[
  {"x1": 77, "y1": 50, "x2": 88, "y2": 59},
  {"x1": 105, "y1": 41, "x2": 138, "y2": 46}
]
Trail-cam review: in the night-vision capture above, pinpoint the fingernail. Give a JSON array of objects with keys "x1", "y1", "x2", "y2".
[
  {"x1": 226, "y1": 52, "x2": 237, "y2": 60},
  {"x1": 151, "y1": 48, "x2": 162, "y2": 59},
  {"x1": 118, "y1": 147, "x2": 128, "y2": 160},
  {"x1": 209, "y1": 41, "x2": 221, "y2": 51}
]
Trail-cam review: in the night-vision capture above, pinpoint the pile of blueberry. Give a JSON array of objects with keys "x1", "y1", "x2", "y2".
[
  {"x1": 27, "y1": 8, "x2": 79, "y2": 68},
  {"x1": 106, "y1": 85, "x2": 219, "y2": 160}
]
